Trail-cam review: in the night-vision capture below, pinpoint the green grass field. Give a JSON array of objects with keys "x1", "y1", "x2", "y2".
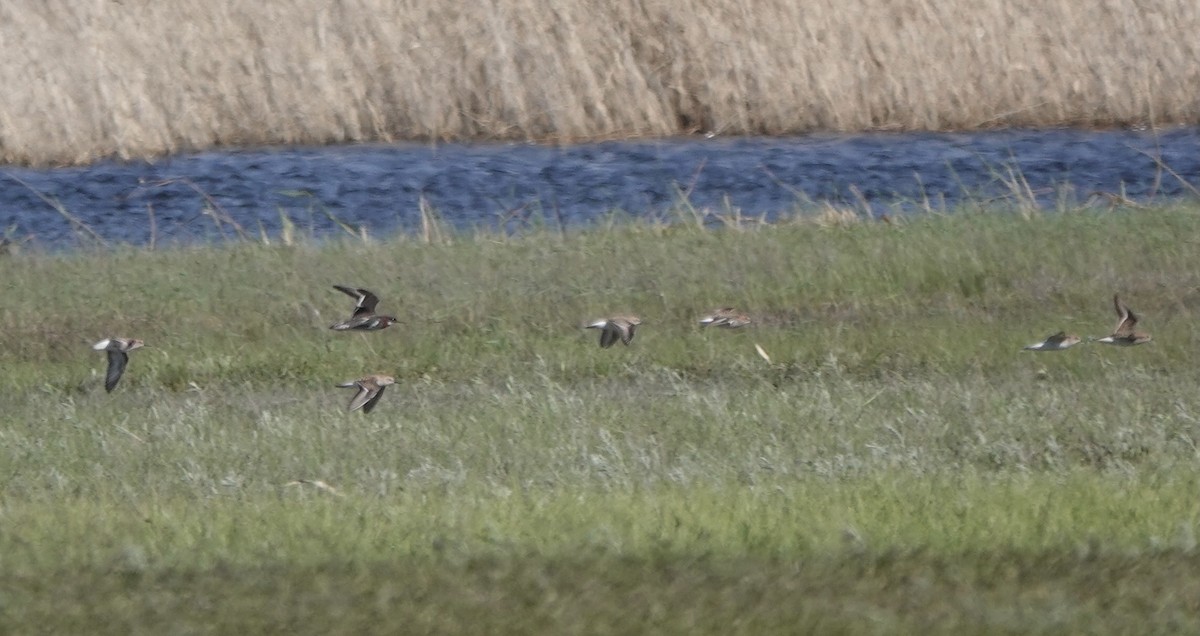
[{"x1": 3, "y1": 204, "x2": 1200, "y2": 633}]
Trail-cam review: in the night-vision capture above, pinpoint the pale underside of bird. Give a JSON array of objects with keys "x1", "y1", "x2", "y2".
[
  {"x1": 330, "y1": 285, "x2": 398, "y2": 331},
  {"x1": 1023, "y1": 331, "x2": 1083, "y2": 351},
  {"x1": 1095, "y1": 294, "x2": 1152, "y2": 346},
  {"x1": 92, "y1": 337, "x2": 145, "y2": 392},
  {"x1": 337, "y1": 374, "x2": 396, "y2": 413},
  {"x1": 586, "y1": 315, "x2": 642, "y2": 348},
  {"x1": 284, "y1": 479, "x2": 344, "y2": 497}
]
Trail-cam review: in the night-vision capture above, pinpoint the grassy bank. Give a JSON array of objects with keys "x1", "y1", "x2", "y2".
[
  {"x1": 3, "y1": 205, "x2": 1200, "y2": 632},
  {"x1": 2, "y1": 0, "x2": 1199, "y2": 166}
]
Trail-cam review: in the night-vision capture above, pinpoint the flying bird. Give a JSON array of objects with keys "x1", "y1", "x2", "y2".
[
  {"x1": 1022, "y1": 331, "x2": 1083, "y2": 351},
  {"x1": 698, "y1": 307, "x2": 752, "y2": 328},
  {"x1": 92, "y1": 338, "x2": 145, "y2": 392},
  {"x1": 1095, "y1": 294, "x2": 1152, "y2": 346},
  {"x1": 330, "y1": 285, "x2": 398, "y2": 331},
  {"x1": 586, "y1": 315, "x2": 642, "y2": 348},
  {"x1": 336, "y1": 374, "x2": 396, "y2": 413}
]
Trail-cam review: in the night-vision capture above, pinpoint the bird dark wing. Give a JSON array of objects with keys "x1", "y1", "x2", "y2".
[
  {"x1": 333, "y1": 315, "x2": 372, "y2": 330},
  {"x1": 347, "y1": 385, "x2": 375, "y2": 411},
  {"x1": 598, "y1": 324, "x2": 618, "y2": 348},
  {"x1": 334, "y1": 285, "x2": 380, "y2": 316},
  {"x1": 620, "y1": 322, "x2": 637, "y2": 345},
  {"x1": 361, "y1": 385, "x2": 387, "y2": 414},
  {"x1": 104, "y1": 350, "x2": 129, "y2": 392},
  {"x1": 354, "y1": 289, "x2": 381, "y2": 315},
  {"x1": 334, "y1": 284, "x2": 365, "y2": 302}
]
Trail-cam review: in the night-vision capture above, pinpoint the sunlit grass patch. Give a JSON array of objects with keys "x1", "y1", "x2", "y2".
[
  {"x1": 3, "y1": 205, "x2": 1200, "y2": 631},
  {"x1": 3, "y1": 475, "x2": 1200, "y2": 633}
]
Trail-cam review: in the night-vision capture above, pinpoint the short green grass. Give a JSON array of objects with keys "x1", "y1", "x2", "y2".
[{"x1": 4, "y1": 205, "x2": 1200, "y2": 633}]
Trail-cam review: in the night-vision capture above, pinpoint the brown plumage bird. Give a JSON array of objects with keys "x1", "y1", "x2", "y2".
[
  {"x1": 698, "y1": 307, "x2": 752, "y2": 328},
  {"x1": 586, "y1": 315, "x2": 642, "y2": 348},
  {"x1": 1022, "y1": 331, "x2": 1083, "y2": 351},
  {"x1": 336, "y1": 374, "x2": 396, "y2": 413},
  {"x1": 1095, "y1": 294, "x2": 1152, "y2": 346}
]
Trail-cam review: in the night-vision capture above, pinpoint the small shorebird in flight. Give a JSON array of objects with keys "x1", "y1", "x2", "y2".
[
  {"x1": 586, "y1": 315, "x2": 642, "y2": 348},
  {"x1": 92, "y1": 338, "x2": 145, "y2": 392},
  {"x1": 336, "y1": 374, "x2": 396, "y2": 413},
  {"x1": 1095, "y1": 294, "x2": 1152, "y2": 346},
  {"x1": 698, "y1": 307, "x2": 752, "y2": 328},
  {"x1": 330, "y1": 285, "x2": 398, "y2": 331},
  {"x1": 1022, "y1": 331, "x2": 1083, "y2": 352}
]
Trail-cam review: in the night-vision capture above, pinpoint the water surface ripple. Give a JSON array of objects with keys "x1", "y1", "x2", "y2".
[{"x1": 2, "y1": 128, "x2": 1197, "y2": 247}]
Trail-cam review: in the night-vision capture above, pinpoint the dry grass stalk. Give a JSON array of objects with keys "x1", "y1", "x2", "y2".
[{"x1": 0, "y1": 0, "x2": 1198, "y2": 166}]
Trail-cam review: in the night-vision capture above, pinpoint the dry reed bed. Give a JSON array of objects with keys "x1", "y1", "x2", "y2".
[{"x1": 1, "y1": 0, "x2": 1198, "y2": 166}]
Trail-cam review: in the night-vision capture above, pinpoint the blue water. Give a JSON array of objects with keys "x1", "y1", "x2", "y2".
[{"x1": 1, "y1": 127, "x2": 1197, "y2": 247}]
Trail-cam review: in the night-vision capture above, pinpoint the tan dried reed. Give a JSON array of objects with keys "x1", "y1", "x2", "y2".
[{"x1": 1, "y1": 0, "x2": 1196, "y2": 165}]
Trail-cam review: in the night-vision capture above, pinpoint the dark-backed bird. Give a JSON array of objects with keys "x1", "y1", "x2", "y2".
[
  {"x1": 1022, "y1": 331, "x2": 1083, "y2": 351},
  {"x1": 92, "y1": 338, "x2": 145, "y2": 392},
  {"x1": 586, "y1": 315, "x2": 642, "y2": 348},
  {"x1": 330, "y1": 285, "x2": 398, "y2": 331}
]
